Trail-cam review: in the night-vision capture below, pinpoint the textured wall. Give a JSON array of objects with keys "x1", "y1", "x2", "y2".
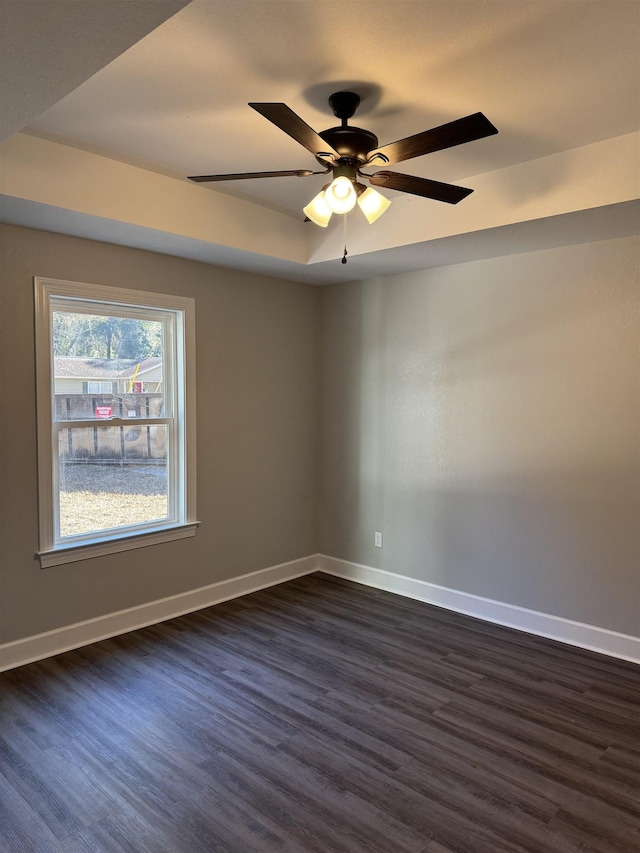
[
  {"x1": 0, "y1": 225, "x2": 318, "y2": 644},
  {"x1": 318, "y1": 237, "x2": 639, "y2": 635}
]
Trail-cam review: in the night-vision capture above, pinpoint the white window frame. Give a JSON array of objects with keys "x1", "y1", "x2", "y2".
[{"x1": 34, "y1": 277, "x2": 198, "y2": 568}]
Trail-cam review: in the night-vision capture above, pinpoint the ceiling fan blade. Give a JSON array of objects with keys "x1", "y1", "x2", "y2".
[
  {"x1": 249, "y1": 102, "x2": 339, "y2": 162},
  {"x1": 368, "y1": 171, "x2": 473, "y2": 204},
  {"x1": 367, "y1": 112, "x2": 498, "y2": 166},
  {"x1": 188, "y1": 169, "x2": 314, "y2": 182}
]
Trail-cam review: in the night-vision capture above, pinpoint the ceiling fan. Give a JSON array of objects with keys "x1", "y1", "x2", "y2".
[{"x1": 188, "y1": 91, "x2": 498, "y2": 227}]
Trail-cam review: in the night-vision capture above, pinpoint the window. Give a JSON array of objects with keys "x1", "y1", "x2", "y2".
[
  {"x1": 86, "y1": 381, "x2": 116, "y2": 394},
  {"x1": 34, "y1": 277, "x2": 197, "y2": 567}
]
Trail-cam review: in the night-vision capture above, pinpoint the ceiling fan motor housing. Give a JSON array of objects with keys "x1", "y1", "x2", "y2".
[{"x1": 317, "y1": 126, "x2": 379, "y2": 166}]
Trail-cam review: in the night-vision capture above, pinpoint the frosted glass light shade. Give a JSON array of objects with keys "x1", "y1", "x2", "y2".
[
  {"x1": 303, "y1": 191, "x2": 333, "y2": 227},
  {"x1": 324, "y1": 176, "x2": 357, "y2": 214},
  {"x1": 357, "y1": 187, "x2": 392, "y2": 223}
]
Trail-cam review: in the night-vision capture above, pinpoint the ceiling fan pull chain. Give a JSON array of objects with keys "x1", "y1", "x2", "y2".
[{"x1": 342, "y1": 214, "x2": 348, "y2": 264}]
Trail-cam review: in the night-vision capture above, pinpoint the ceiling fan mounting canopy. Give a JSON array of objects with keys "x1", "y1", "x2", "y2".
[
  {"x1": 328, "y1": 90, "x2": 361, "y2": 121},
  {"x1": 187, "y1": 89, "x2": 498, "y2": 214}
]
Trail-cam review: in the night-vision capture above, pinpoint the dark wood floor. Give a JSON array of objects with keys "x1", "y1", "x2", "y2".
[{"x1": 1, "y1": 573, "x2": 638, "y2": 853}]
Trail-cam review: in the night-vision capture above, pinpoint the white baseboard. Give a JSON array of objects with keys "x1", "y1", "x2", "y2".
[
  {"x1": 3, "y1": 553, "x2": 637, "y2": 672},
  {"x1": 317, "y1": 555, "x2": 640, "y2": 665},
  {"x1": 0, "y1": 555, "x2": 317, "y2": 672}
]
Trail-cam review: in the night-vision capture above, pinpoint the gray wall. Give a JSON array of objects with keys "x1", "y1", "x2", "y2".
[
  {"x1": 1, "y1": 224, "x2": 638, "y2": 647},
  {"x1": 0, "y1": 225, "x2": 319, "y2": 644},
  {"x1": 318, "y1": 236, "x2": 639, "y2": 636}
]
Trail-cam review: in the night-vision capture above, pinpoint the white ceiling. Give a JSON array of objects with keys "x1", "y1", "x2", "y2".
[
  {"x1": 0, "y1": 0, "x2": 190, "y2": 142},
  {"x1": 1, "y1": 0, "x2": 639, "y2": 283}
]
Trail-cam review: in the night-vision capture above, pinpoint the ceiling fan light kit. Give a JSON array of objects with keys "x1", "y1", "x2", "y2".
[
  {"x1": 188, "y1": 90, "x2": 498, "y2": 240},
  {"x1": 324, "y1": 174, "x2": 357, "y2": 213},
  {"x1": 357, "y1": 186, "x2": 392, "y2": 224},
  {"x1": 303, "y1": 190, "x2": 333, "y2": 227}
]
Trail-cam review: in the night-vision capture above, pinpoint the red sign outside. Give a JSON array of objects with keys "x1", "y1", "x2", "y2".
[{"x1": 95, "y1": 406, "x2": 113, "y2": 419}]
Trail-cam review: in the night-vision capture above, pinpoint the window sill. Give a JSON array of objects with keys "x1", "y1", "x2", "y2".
[{"x1": 37, "y1": 522, "x2": 200, "y2": 568}]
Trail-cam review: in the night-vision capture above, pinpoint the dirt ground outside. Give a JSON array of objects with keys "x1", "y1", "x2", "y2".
[{"x1": 59, "y1": 463, "x2": 168, "y2": 537}]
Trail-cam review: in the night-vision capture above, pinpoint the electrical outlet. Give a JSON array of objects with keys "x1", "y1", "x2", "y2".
[{"x1": 374, "y1": 531, "x2": 383, "y2": 548}]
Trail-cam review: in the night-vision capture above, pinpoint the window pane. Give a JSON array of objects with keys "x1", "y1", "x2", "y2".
[
  {"x1": 52, "y1": 310, "x2": 164, "y2": 421},
  {"x1": 58, "y1": 426, "x2": 168, "y2": 538}
]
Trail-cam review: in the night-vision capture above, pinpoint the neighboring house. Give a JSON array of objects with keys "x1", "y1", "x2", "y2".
[{"x1": 53, "y1": 357, "x2": 163, "y2": 395}]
